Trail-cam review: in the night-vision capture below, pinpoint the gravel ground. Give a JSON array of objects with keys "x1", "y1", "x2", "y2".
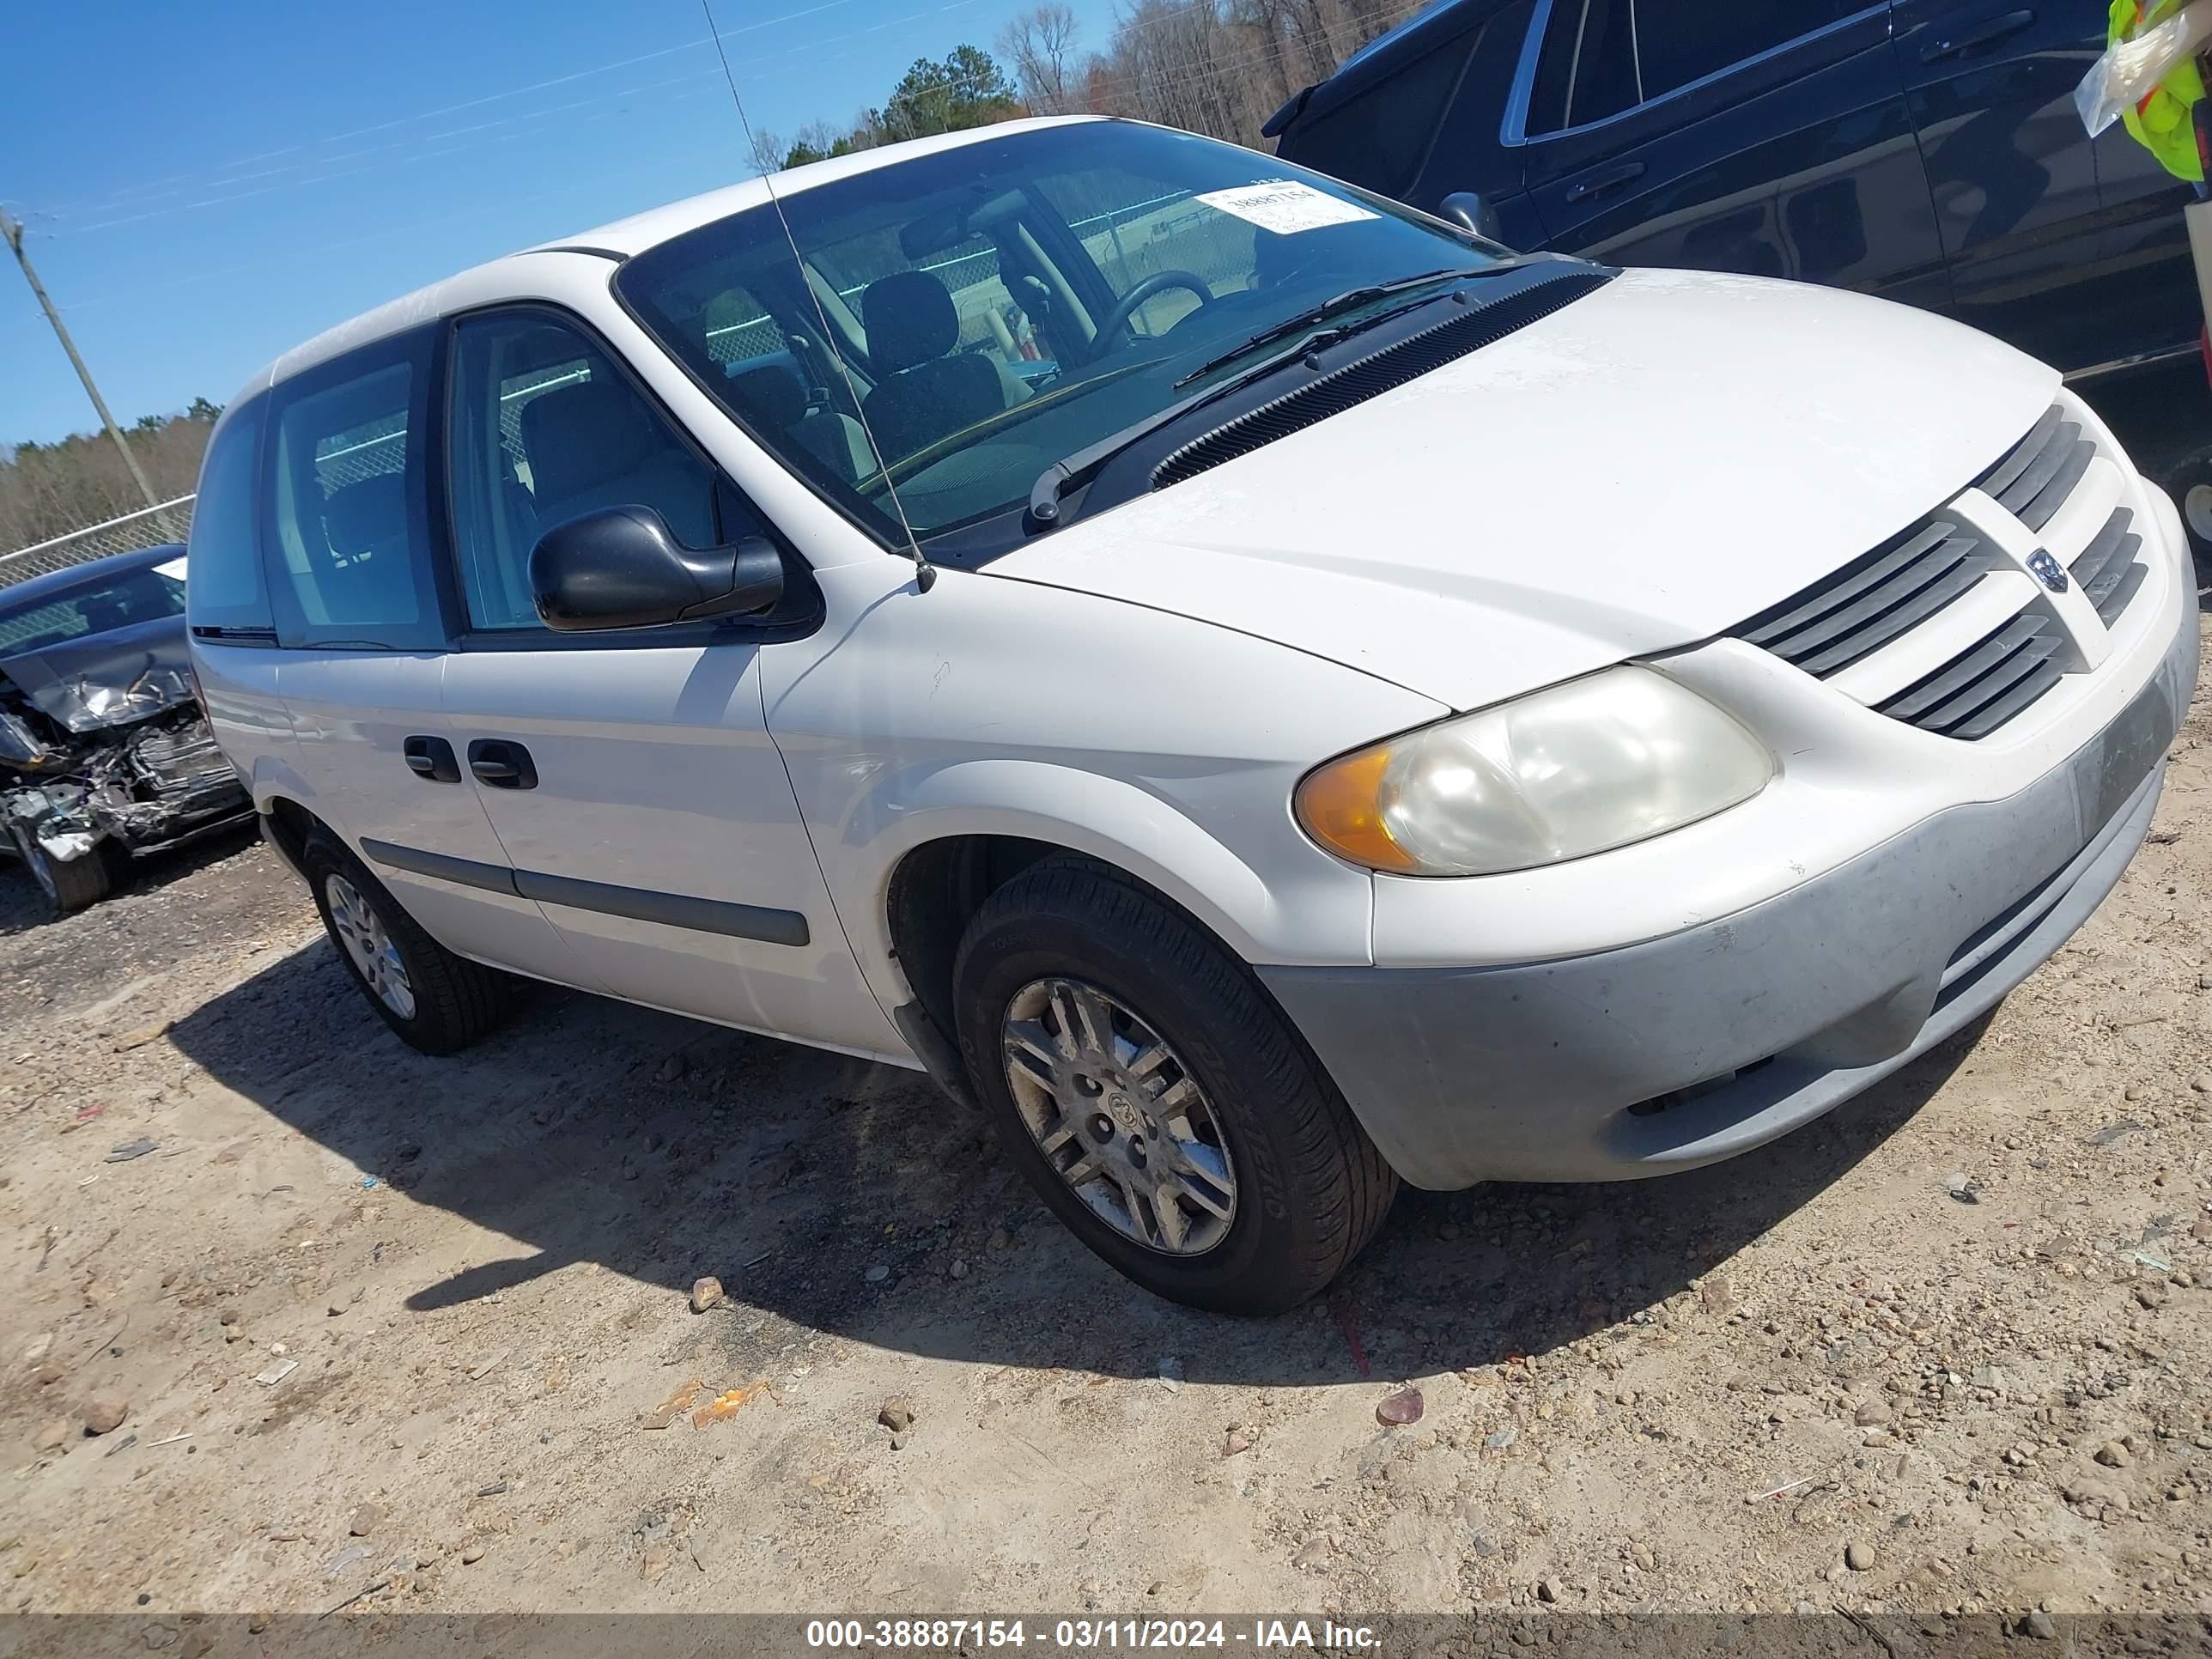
[{"x1": 2, "y1": 607, "x2": 2209, "y2": 1635}]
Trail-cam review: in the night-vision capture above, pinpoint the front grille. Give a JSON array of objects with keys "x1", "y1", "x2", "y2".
[
  {"x1": 1736, "y1": 520, "x2": 1984, "y2": 676},
  {"x1": 1978, "y1": 404, "x2": 2093, "y2": 532},
  {"x1": 1727, "y1": 398, "x2": 2153, "y2": 740},
  {"x1": 1873, "y1": 611, "x2": 2065, "y2": 739}
]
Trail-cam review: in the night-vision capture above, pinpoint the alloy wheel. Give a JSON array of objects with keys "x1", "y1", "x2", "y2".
[
  {"x1": 1000, "y1": 976, "x2": 1237, "y2": 1255},
  {"x1": 326, "y1": 873, "x2": 416, "y2": 1020}
]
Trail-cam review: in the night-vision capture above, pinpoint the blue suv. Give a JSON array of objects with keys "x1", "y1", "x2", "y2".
[{"x1": 1270, "y1": 0, "x2": 2201, "y2": 384}]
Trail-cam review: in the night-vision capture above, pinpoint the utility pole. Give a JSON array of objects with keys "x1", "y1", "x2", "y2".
[{"x1": 3, "y1": 205, "x2": 160, "y2": 512}]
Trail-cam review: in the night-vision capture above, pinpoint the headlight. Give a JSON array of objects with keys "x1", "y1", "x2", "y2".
[{"x1": 1294, "y1": 665, "x2": 1773, "y2": 877}]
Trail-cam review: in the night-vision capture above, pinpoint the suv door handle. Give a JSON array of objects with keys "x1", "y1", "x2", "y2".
[
  {"x1": 1920, "y1": 9, "x2": 2034, "y2": 63},
  {"x1": 466, "y1": 739, "x2": 538, "y2": 790},
  {"x1": 1564, "y1": 161, "x2": 1646, "y2": 204},
  {"x1": 402, "y1": 736, "x2": 460, "y2": 783}
]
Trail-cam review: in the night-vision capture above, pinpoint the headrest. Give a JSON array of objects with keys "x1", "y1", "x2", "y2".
[
  {"x1": 864, "y1": 270, "x2": 959, "y2": 375},
  {"x1": 726, "y1": 362, "x2": 806, "y2": 428},
  {"x1": 520, "y1": 379, "x2": 657, "y2": 502},
  {"x1": 79, "y1": 598, "x2": 132, "y2": 634},
  {"x1": 320, "y1": 473, "x2": 409, "y2": 557}
]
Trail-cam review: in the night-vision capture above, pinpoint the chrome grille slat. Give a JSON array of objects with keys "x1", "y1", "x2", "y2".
[
  {"x1": 1976, "y1": 404, "x2": 2061, "y2": 501},
  {"x1": 1950, "y1": 659, "x2": 2067, "y2": 740},
  {"x1": 1991, "y1": 420, "x2": 2083, "y2": 523},
  {"x1": 1739, "y1": 521, "x2": 1956, "y2": 648},
  {"x1": 1911, "y1": 628, "x2": 2062, "y2": 732},
  {"x1": 1876, "y1": 615, "x2": 2045, "y2": 723},
  {"x1": 2014, "y1": 436, "x2": 2093, "y2": 532},
  {"x1": 1737, "y1": 525, "x2": 1983, "y2": 672},
  {"x1": 1726, "y1": 399, "x2": 2152, "y2": 741},
  {"x1": 2090, "y1": 561, "x2": 2147, "y2": 628},
  {"x1": 1790, "y1": 556, "x2": 1984, "y2": 675},
  {"x1": 2068, "y1": 508, "x2": 2134, "y2": 594}
]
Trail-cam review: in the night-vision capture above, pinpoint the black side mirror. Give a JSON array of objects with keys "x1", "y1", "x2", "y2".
[
  {"x1": 529, "y1": 507, "x2": 784, "y2": 632},
  {"x1": 1438, "y1": 191, "x2": 1504, "y2": 245}
]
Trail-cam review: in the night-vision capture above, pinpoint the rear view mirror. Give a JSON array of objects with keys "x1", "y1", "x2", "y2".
[
  {"x1": 1438, "y1": 191, "x2": 1504, "y2": 245},
  {"x1": 529, "y1": 507, "x2": 784, "y2": 632}
]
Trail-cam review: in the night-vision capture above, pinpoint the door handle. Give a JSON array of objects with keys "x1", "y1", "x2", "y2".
[
  {"x1": 466, "y1": 739, "x2": 538, "y2": 790},
  {"x1": 1564, "y1": 161, "x2": 1646, "y2": 204},
  {"x1": 1920, "y1": 9, "x2": 2034, "y2": 63},
  {"x1": 402, "y1": 736, "x2": 460, "y2": 783}
]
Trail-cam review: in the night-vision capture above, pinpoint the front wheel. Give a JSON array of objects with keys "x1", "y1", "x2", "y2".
[
  {"x1": 2182, "y1": 471, "x2": 2212, "y2": 594},
  {"x1": 303, "y1": 836, "x2": 509, "y2": 1054},
  {"x1": 7, "y1": 822, "x2": 112, "y2": 915},
  {"x1": 953, "y1": 855, "x2": 1397, "y2": 1313}
]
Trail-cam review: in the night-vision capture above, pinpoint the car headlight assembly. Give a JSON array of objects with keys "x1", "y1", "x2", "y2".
[{"x1": 1294, "y1": 665, "x2": 1774, "y2": 877}]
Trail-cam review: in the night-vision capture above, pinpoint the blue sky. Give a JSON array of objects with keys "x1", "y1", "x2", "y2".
[{"x1": 2, "y1": 0, "x2": 1117, "y2": 445}]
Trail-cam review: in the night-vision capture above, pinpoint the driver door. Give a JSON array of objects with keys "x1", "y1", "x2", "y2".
[{"x1": 435, "y1": 304, "x2": 900, "y2": 1057}]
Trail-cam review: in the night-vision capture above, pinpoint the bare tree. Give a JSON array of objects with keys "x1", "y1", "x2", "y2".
[
  {"x1": 998, "y1": 3, "x2": 1083, "y2": 114},
  {"x1": 747, "y1": 127, "x2": 786, "y2": 175},
  {"x1": 1078, "y1": 0, "x2": 1429, "y2": 145}
]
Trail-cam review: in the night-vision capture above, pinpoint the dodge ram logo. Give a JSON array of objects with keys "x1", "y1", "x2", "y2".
[{"x1": 2027, "y1": 549, "x2": 2069, "y2": 594}]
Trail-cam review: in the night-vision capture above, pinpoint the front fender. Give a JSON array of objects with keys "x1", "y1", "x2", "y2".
[{"x1": 844, "y1": 758, "x2": 1327, "y2": 1004}]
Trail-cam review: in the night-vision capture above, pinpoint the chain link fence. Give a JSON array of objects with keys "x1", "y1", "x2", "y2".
[{"x1": 0, "y1": 495, "x2": 197, "y2": 592}]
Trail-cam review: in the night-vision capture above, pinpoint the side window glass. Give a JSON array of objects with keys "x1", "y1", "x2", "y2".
[
  {"x1": 1633, "y1": 0, "x2": 1856, "y2": 100},
  {"x1": 447, "y1": 313, "x2": 722, "y2": 632},
  {"x1": 1526, "y1": 0, "x2": 1638, "y2": 134},
  {"x1": 185, "y1": 398, "x2": 274, "y2": 639},
  {"x1": 264, "y1": 340, "x2": 441, "y2": 649}
]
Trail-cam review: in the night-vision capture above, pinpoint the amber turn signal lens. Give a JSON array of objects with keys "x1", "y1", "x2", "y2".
[{"x1": 1294, "y1": 745, "x2": 1422, "y2": 873}]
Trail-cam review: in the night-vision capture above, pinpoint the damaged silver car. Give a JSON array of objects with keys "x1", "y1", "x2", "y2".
[{"x1": 1, "y1": 544, "x2": 251, "y2": 913}]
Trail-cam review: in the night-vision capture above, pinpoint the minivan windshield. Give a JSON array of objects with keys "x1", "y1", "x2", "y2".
[{"x1": 616, "y1": 121, "x2": 1518, "y2": 550}]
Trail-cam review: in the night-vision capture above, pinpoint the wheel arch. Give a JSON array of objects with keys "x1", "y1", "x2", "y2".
[{"x1": 863, "y1": 762, "x2": 1343, "y2": 1097}]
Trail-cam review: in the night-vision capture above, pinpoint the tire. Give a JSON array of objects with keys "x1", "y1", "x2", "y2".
[
  {"x1": 303, "y1": 834, "x2": 508, "y2": 1055},
  {"x1": 952, "y1": 854, "x2": 1398, "y2": 1314},
  {"x1": 7, "y1": 823, "x2": 112, "y2": 914},
  {"x1": 2180, "y1": 469, "x2": 2212, "y2": 594}
]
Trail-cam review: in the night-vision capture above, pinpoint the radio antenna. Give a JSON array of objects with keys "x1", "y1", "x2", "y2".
[{"x1": 699, "y1": 0, "x2": 937, "y2": 592}]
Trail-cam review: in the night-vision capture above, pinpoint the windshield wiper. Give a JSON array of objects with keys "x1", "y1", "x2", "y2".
[
  {"x1": 1030, "y1": 275, "x2": 1487, "y2": 529},
  {"x1": 1170, "y1": 267, "x2": 1494, "y2": 389}
]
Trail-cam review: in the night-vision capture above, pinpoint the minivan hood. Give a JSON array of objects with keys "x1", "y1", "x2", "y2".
[{"x1": 989, "y1": 269, "x2": 2059, "y2": 712}]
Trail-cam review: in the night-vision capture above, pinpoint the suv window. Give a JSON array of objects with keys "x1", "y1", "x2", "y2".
[
  {"x1": 447, "y1": 310, "x2": 725, "y2": 632},
  {"x1": 185, "y1": 399, "x2": 276, "y2": 640},
  {"x1": 1280, "y1": 28, "x2": 1481, "y2": 198},
  {"x1": 1528, "y1": 0, "x2": 1859, "y2": 133},
  {"x1": 263, "y1": 335, "x2": 443, "y2": 649}
]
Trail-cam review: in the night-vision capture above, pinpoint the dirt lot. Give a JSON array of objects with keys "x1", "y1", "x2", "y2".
[{"x1": 3, "y1": 637, "x2": 2211, "y2": 1633}]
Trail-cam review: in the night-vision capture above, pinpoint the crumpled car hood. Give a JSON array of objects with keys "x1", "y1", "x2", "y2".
[
  {"x1": 0, "y1": 614, "x2": 194, "y2": 735},
  {"x1": 988, "y1": 269, "x2": 2060, "y2": 712}
]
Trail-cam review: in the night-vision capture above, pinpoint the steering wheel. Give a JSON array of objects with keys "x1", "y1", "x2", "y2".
[{"x1": 1091, "y1": 270, "x2": 1214, "y2": 358}]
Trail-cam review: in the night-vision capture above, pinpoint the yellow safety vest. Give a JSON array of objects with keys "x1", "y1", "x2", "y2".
[{"x1": 2114, "y1": 0, "x2": 2207, "y2": 183}]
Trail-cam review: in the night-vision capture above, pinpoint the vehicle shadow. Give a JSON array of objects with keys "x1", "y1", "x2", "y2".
[{"x1": 167, "y1": 933, "x2": 1978, "y2": 1387}]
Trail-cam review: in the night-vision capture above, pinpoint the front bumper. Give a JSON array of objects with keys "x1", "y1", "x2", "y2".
[{"x1": 1261, "y1": 600, "x2": 2200, "y2": 1189}]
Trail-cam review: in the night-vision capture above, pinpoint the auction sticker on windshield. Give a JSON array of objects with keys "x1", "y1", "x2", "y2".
[{"x1": 1195, "y1": 179, "x2": 1378, "y2": 234}]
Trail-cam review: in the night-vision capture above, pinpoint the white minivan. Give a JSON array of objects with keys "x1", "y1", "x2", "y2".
[{"x1": 190, "y1": 117, "x2": 2200, "y2": 1312}]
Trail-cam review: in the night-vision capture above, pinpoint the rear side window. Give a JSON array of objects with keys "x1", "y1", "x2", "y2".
[
  {"x1": 1528, "y1": 0, "x2": 1639, "y2": 133},
  {"x1": 1528, "y1": 0, "x2": 1862, "y2": 132},
  {"x1": 262, "y1": 332, "x2": 444, "y2": 650},
  {"x1": 185, "y1": 399, "x2": 276, "y2": 641},
  {"x1": 1285, "y1": 28, "x2": 1480, "y2": 197}
]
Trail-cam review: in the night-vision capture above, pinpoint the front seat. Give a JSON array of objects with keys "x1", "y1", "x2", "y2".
[
  {"x1": 520, "y1": 376, "x2": 716, "y2": 549},
  {"x1": 859, "y1": 270, "x2": 1028, "y2": 463}
]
